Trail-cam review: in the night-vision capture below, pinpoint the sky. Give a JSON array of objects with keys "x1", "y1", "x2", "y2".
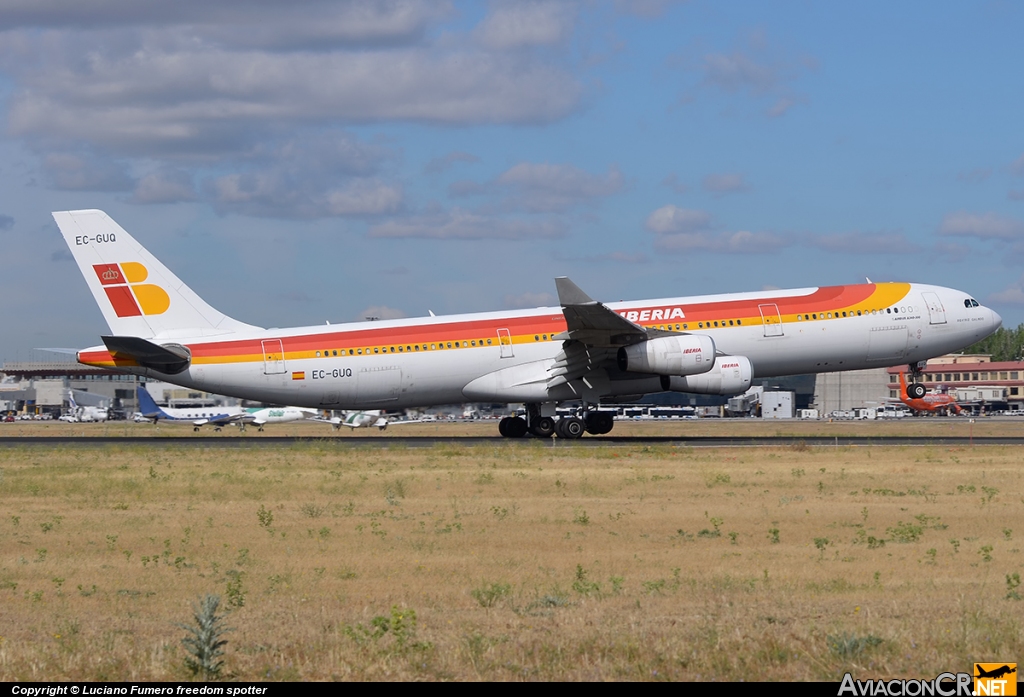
[{"x1": 1, "y1": 0, "x2": 1024, "y2": 361}]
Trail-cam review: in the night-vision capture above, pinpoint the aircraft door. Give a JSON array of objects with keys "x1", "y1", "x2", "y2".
[
  {"x1": 758, "y1": 304, "x2": 784, "y2": 337},
  {"x1": 921, "y1": 292, "x2": 947, "y2": 325},
  {"x1": 497, "y1": 328, "x2": 514, "y2": 358},
  {"x1": 261, "y1": 339, "x2": 287, "y2": 375}
]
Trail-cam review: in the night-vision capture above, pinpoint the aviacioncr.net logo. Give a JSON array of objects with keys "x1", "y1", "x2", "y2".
[
  {"x1": 93, "y1": 262, "x2": 170, "y2": 317},
  {"x1": 839, "y1": 672, "x2": 974, "y2": 696}
]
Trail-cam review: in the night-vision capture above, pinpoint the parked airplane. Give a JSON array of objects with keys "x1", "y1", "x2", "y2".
[
  {"x1": 136, "y1": 386, "x2": 313, "y2": 431},
  {"x1": 55, "y1": 209, "x2": 1002, "y2": 438},
  {"x1": 136, "y1": 385, "x2": 246, "y2": 430},
  {"x1": 321, "y1": 410, "x2": 436, "y2": 430},
  {"x1": 62, "y1": 391, "x2": 108, "y2": 422},
  {"x1": 897, "y1": 372, "x2": 963, "y2": 415}
]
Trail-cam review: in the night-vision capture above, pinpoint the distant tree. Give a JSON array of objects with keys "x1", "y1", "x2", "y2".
[{"x1": 964, "y1": 325, "x2": 1024, "y2": 362}]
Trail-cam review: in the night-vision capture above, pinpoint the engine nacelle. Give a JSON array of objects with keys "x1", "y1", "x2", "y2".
[
  {"x1": 660, "y1": 355, "x2": 753, "y2": 396},
  {"x1": 616, "y1": 335, "x2": 716, "y2": 376}
]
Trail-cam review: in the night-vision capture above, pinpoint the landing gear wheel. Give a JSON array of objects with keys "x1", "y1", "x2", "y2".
[
  {"x1": 907, "y1": 383, "x2": 926, "y2": 399},
  {"x1": 498, "y1": 417, "x2": 510, "y2": 437},
  {"x1": 556, "y1": 416, "x2": 585, "y2": 439},
  {"x1": 529, "y1": 416, "x2": 555, "y2": 438},
  {"x1": 193, "y1": 426, "x2": 200, "y2": 432},
  {"x1": 585, "y1": 411, "x2": 614, "y2": 435},
  {"x1": 505, "y1": 416, "x2": 528, "y2": 438}
]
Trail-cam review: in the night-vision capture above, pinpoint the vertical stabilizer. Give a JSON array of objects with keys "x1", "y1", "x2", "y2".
[{"x1": 53, "y1": 210, "x2": 259, "y2": 338}]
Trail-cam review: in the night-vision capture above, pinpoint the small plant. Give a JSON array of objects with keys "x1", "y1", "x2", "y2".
[
  {"x1": 225, "y1": 571, "x2": 245, "y2": 608},
  {"x1": 886, "y1": 521, "x2": 924, "y2": 544},
  {"x1": 572, "y1": 564, "x2": 600, "y2": 596},
  {"x1": 827, "y1": 632, "x2": 882, "y2": 657},
  {"x1": 178, "y1": 594, "x2": 231, "y2": 680},
  {"x1": 924, "y1": 548, "x2": 937, "y2": 565},
  {"x1": 609, "y1": 576, "x2": 625, "y2": 594},
  {"x1": 1003, "y1": 528, "x2": 1013, "y2": 541},
  {"x1": 950, "y1": 538, "x2": 961, "y2": 554},
  {"x1": 471, "y1": 582, "x2": 512, "y2": 608},
  {"x1": 768, "y1": 528, "x2": 780, "y2": 544},
  {"x1": 979, "y1": 545, "x2": 994, "y2": 563},
  {"x1": 728, "y1": 531, "x2": 739, "y2": 545},
  {"x1": 1006, "y1": 573, "x2": 1021, "y2": 600},
  {"x1": 256, "y1": 505, "x2": 273, "y2": 530},
  {"x1": 572, "y1": 508, "x2": 589, "y2": 526},
  {"x1": 813, "y1": 537, "x2": 830, "y2": 558},
  {"x1": 300, "y1": 503, "x2": 326, "y2": 518}
]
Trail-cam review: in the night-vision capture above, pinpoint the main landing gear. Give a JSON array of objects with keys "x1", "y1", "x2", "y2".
[
  {"x1": 498, "y1": 404, "x2": 616, "y2": 439},
  {"x1": 907, "y1": 360, "x2": 927, "y2": 399}
]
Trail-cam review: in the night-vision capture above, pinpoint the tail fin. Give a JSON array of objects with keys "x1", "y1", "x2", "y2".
[
  {"x1": 136, "y1": 385, "x2": 167, "y2": 418},
  {"x1": 53, "y1": 210, "x2": 259, "y2": 339},
  {"x1": 898, "y1": 371, "x2": 909, "y2": 400}
]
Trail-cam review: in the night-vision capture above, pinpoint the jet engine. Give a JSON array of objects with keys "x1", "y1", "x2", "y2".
[
  {"x1": 660, "y1": 355, "x2": 753, "y2": 396},
  {"x1": 616, "y1": 335, "x2": 716, "y2": 376}
]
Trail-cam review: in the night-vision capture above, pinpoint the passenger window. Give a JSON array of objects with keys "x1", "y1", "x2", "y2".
[
  {"x1": 683, "y1": 324, "x2": 688, "y2": 329},
  {"x1": 698, "y1": 322, "x2": 703, "y2": 328},
  {"x1": 729, "y1": 320, "x2": 734, "y2": 326},
  {"x1": 797, "y1": 315, "x2": 802, "y2": 321},
  {"x1": 414, "y1": 345, "x2": 419, "y2": 351},
  {"x1": 374, "y1": 348, "x2": 379, "y2": 354},
  {"x1": 315, "y1": 351, "x2": 321, "y2": 357},
  {"x1": 812, "y1": 314, "x2": 817, "y2": 320},
  {"x1": 543, "y1": 334, "x2": 548, "y2": 340},
  {"x1": 430, "y1": 344, "x2": 436, "y2": 350},
  {"x1": 737, "y1": 319, "x2": 742, "y2": 325},
  {"x1": 487, "y1": 339, "x2": 492, "y2": 345},
  {"x1": 357, "y1": 349, "x2": 362, "y2": 355},
  {"x1": 447, "y1": 342, "x2": 452, "y2": 349},
  {"x1": 713, "y1": 321, "x2": 719, "y2": 327},
  {"x1": 398, "y1": 346, "x2": 403, "y2": 352}
]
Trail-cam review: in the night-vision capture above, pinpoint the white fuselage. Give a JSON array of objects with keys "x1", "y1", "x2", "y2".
[{"x1": 82, "y1": 282, "x2": 1001, "y2": 410}]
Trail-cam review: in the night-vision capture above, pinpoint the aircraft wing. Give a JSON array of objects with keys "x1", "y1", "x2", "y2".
[{"x1": 549, "y1": 277, "x2": 675, "y2": 388}]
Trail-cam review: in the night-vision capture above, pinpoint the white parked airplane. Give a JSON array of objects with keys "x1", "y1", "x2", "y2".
[
  {"x1": 55, "y1": 209, "x2": 1002, "y2": 438},
  {"x1": 321, "y1": 410, "x2": 436, "y2": 430},
  {"x1": 61, "y1": 391, "x2": 108, "y2": 423},
  {"x1": 136, "y1": 386, "x2": 313, "y2": 431}
]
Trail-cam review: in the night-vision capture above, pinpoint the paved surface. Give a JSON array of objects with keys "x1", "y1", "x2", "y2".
[{"x1": 0, "y1": 435, "x2": 1020, "y2": 447}]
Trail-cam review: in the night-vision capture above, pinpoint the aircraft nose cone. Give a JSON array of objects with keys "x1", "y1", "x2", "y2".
[{"x1": 991, "y1": 308, "x2": 1003, "y2": 330}]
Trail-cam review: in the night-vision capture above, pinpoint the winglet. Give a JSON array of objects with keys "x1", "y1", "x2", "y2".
[{"x1": 555, "y1": 277, "x2": 595, "y2": 306}]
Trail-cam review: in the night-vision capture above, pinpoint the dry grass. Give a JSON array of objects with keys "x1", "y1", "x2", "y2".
[{"x1": 0, "y1": 439, "x2": 1021, "y2": 681}]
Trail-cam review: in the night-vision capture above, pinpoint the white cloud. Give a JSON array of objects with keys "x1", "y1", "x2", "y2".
[
  {"x1": 475, "y1": 1, "x2": 576, "y2": 49},
  {"x1": 494, "y1": 162, "x2": 624, "y2": 212},
  {"x1": 701, "y1": 172, "x2": 749, "y2": 196},
  {"x1": 424, "y1": 151, "x2": 479, "y2": 174},
  {"x1": 1012, "y1": 153, "x2": 1024, "y2": 176},
  {"x1": 989, "y1": 279, "x2": 1024, "y2": 306},
  {"x1": 8, "y1": 45, "x2": 582, "y2": 156},
  {"x1": 654, "y1": 229, "x2": 788, "y2": 254},
  {"x1": 702, "y1": 52, "x2": 778, "y2": 95},
  {"x1": 938, "y1": 211, "x2": 1024, "y2": 240},
  {"x1": 369, "y1": 208, "x2": 566, "y2": 240},
  {"x1": 660, "y1": 173, "x2": 688, "y2": 194},
  {"x1": 42, "y1": 152, "x2": 133, "y2": 191},
  {"x1": 644, "y1": 205, "x2": 711, "y2": 234},
  {"x1": 1010, "y1": 189, "x2": 1024, "y2": 201},
  {"x1": 808, "y1": 232, "x2": 922, "y2": 254},
  {"x1": 614, "y1": 0, "x2": 687, "y2": 18},
  {"x1": 129, "y1": 168, "x2": 196, "y2": 204}
]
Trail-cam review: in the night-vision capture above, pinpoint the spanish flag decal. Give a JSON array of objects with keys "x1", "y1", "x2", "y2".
[{"x1": 292, "y1": 371, "x2": 305, "y2": 381}]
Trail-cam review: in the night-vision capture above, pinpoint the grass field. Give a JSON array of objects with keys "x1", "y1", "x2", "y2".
[{"x1": 0, "y1": 432, "x2": 1021, "y2": 680}]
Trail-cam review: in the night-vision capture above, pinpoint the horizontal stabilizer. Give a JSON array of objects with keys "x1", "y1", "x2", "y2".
[{"x1": 101, "y1": 336, "x2": 191, "y2": 374}]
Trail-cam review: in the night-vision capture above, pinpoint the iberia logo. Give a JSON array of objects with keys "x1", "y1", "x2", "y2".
[{"x1": 93, "y1": 262, "x2": 170, "y2": 317}]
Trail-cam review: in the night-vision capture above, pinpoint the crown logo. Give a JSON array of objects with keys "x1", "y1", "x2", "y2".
[
  {"x1": 102, "y1": 269, "x2": 120, "y2": 281},
  {"x1": 92, "y1": 262, "x2": 170, "y2": 317}
]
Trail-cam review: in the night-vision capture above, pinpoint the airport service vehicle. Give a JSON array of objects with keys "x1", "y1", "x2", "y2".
[
  {"x1": 135, "y1": 386, "x2": 313, "y2": 431},
  {"x1": 55, "y1": 209, "x2": 1002, "y2": 438}
]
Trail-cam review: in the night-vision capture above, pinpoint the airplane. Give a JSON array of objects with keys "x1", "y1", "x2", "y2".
[
  {"x1": 897, "y1": 371, "x2": 963, "y2": 415},
  {"x1": 320, "y1": 410, "x2": 437, "y2": 430},
  {"x1": 136, "y1": 385, "x2": 247, "y2": 431},
  {"x1": 135, "y1": 386, "x2": 314, "y2": 431},
  {"x1": 54, "y1": 209, "x2": 1002, "y2": 439},
  {"x1": 60, "y1": 391, "x2": 109, "y2": 422}
]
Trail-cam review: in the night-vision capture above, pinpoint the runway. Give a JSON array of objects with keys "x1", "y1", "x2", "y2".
[{"x1": 1, "y1": 434, "x2": 1022, "y2": 447}]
